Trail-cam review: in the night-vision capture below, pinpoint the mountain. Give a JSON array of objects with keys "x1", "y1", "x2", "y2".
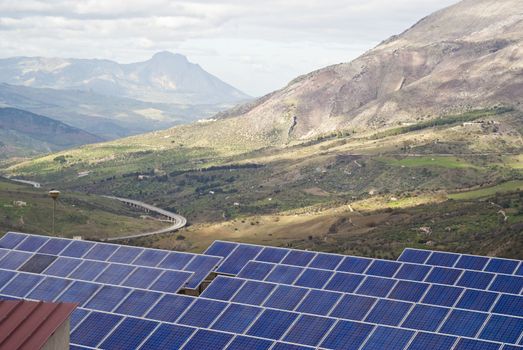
[
  {"x1": 216, "y1": 0, "x2": 523, "y2": 142},
  {"x1": 0, "y1": 108, "x2": 103, "y2": 158},
  {"x1": 0, "y1": 51, "x2": 249, "y2": 105}
]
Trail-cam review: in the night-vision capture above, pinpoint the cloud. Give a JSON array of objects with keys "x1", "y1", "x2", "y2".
[{"x1": 0, "y1": 0, "x2": 460, "y2": 95}]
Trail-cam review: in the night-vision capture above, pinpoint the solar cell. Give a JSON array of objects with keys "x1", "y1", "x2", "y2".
[
  {"x1": 61, "y1": 240, "x2": 95, "y2": 258},
  {"x1": 1, "y1": 273, "x2": 43, "y2": 297},
  {"x1": 401, "y1": 304, "x2": 448, "y2": 331},
  {"x1": 178, "y1": 298, "x2": 228, "y2": 328},
  {"x1": 365, "y1": 260, "x2": 401, "y2": 277},
  {"x1": 406, "y1": 332, "x2": 456, "y2": 350},
  {"x1": 139, "y1": 324, "x2": 194, "y2": 350},
  {"x1": 71, "y1": 312, "x2": 123, "y2": 348},
  {"x1": 324, "y1": 272, "x2": 365, "y2": 293},
  {"x1": 149, "y1": 270, "x2": 192, "y2": 293},
  {"x1": 157, "y1": 252, "x2": 194, "y2": 270},
  {"x1": 201, "y1": 276, "x2": 245, "y2": 301},
  {"x1": 26, "y1": 276, "x2": 71, "y2": 301},
  {"x1": 296, "y1": 289, "x2": 342, "y2": 316},
  {"x1": 425, "y1": 266, "x2": 462, "y2": 284},
  {"x1": 108, "y1": 245, "x2": 143, "y2": 264},
  {"x1": 281, "y1": 250, "x2": 316, "y2": 267},
  {"x1": 329, "y1": 294, "x2": 377, "y2": 321},
  {"x1": 115, "y1": 289, "x2": 162, "y2": 317},
  {"x1": 489, "y1": 275, "x2": 523, "y2": 294},
  {"x1": 309, "y1": 253, "x2": 343, "y2": 270},
  {"x1": 0, "y1": 232, "x2": 28, "y2": 249},
  {"x1": 83, "y1": 243, "x2": 118, "y2": 261},
  {"x1": 440, "y1": 309, "x2": 488, "y2": 337},
  {"x1": 485, "y1": 258, "x2": 519, "y2": 274},
  {"x1": 479, "y1": 315, "x2": 523, "y2": 344},
  {"x1": 492, "y1": 294, "x2": 523, "y2": 317},
  {"x1": 456, "y1": 289, "x2": 499, "y2": 312},
  {"x1": 231, "y1": 280, "x2": 276, "y2": 305},
  {"x1": 227, "y1": 336, "x2": 273, "y2": 350},
  {"x1": 388, "y1": 280, "x2": 429, "y2": 302},
  {"x1": 69, "y1": 260, "x2": 108, "y2": 280},
  {"x1": 0, "y1": 249, "x2": 6, "y2": 260},
  {"x1": 263, "y1": 284, "x2": 309, "y2": 311},
  {"x1": 457, "y1": 270, "x2": 495, "y2": 289},
  {"x1": 320, "y1": 320, "x2": 374, "y2": 350},
  {"x1": 422, "y1": 284, "x2": 464, "y2": 307},
  {"x1": 43, "y1": 256, "x2": 81, "y2": 277},
  {"x1": 70, "y1": 308, "x2": 89, "y2": 330},
  {"x1": 146, "y1": 294, "x2": 194, "y2": 323},
  {"x1": 217, "y1": 244, "x2": 262, "y2": 275},
  {"x1": 237, "y1": 261, "x2": 274, "y2": 280},
  {"x1": 398, "y1": 248, "x2": 431, "y2": 264},
  {"x1": 211, "y1": 303, "x2": 262, "y2": 333},
  {"x1": 184, "y1": 255, "x2": 221, "y2": 289},
  {"x1": 255, "y1": 247, "x2": 290, "y2": 263},
  {"x1": 0, "y1": 251, "x2": 31, "y2": 269},
  {"x1": 361, "y1": 326, "x2": 414, "y2": 350},
  {"x1": 364, "y1": 299, "x2": 412, "y2": 326},
  {"x1": 294, "y1": 268, "x2": 333, "y2": 289},
  {"x1": 453, "y1": 338, "x2": 501, "y2": 350},
  {"x1": 132, "y1": 249, "x2": 169, "y2": 267},
  {"x1": 266, "y1": 265, "x2": 303, "y2": 284},
  {"x1": 84, "y1": 285, "x2": 131, "y2": 312},
  {"x1": 100, "y1": 317, "x2": 158, "y2": 350},
  {"x1": 247, "y1": 309, "x2": 298, "y2": 340},
  {"x1": 38, "y1": 238, "x2": 70, "y2": 255},
  {"x1": 356, "y1": 276, "x2": 396, "y2": 297},
  {"x1": 183, "y1": 329, "x2": 233, "y2": 350},
  {"x1": 18, "y1": 254, "x2": 57, "y2": 273},
  {"x1": 284, "y1": 314, "x2": 336, "y2": 346},
  {"x1": 0, "y1": 269, "x2": 16, "y2": 286},
  {"x1": 56, "y1": 280, "x2": 101, "y2": 305},
  {"x1": 337, "y1": 256, "x2": 372, "y2": 273},
  {"x1": 455, "y1": 254, "x2": 490, "y2": 270},
  {"x1": 204, "y1": 240, "x2": 238, "y2": 258},
  {"x1": 516, "y1": 263, "x2": 523, "y2": 276},
  {"x1": 394, "y1": 263, "x2": 431, "y2": 281},
  {"x1": 95, "y1": 264, "x2": 136, "y2": 284},
  {"x1": 121, "y1": 266, "x2": 161, "y2": 289},
  {"x1": 426, "y1": 251, "x2": 460, "y2": 267},
  {"x1": 16, "y1": 235, "x2": 49, "y2": 252}
]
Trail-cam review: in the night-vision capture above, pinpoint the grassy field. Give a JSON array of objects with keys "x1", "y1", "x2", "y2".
[
  {"x1": 0, "y1": 179, "x2": 168, "y2": 240},
  {"x1": 380, "y1": 156, "x2": 479, "y2": 169},
  {"x1": 448, "y1": 180, "x2": 523, "y2": 200}
]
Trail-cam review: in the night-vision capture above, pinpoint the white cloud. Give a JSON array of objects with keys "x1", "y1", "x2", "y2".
[{"x1": 0, "y1": 0, "x2": 460, "y2": 95}]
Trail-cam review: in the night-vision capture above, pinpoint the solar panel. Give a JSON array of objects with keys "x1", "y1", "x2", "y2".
[
  {"x1": 182, "y1": 329, "x2": 233, "y2": 350},
  {"x1": 1, "y1": 273, "x2": 43, "y2": 297},
  {"x1": 440, "y1": 309, "x2": 488, "y2": 337},
  {"x1": 84, "y1": 285, "x2": 132, "y2": 311},
  {"x1": 114, "y1": 289, "x2": 162, "y2": 317},
  {"x1": 324, "y1": 271, "x2": 365, "y2": 293},
  {"x1": 320, "y1": 319, "x2": 374, "y2": 350},
  {"x1": 0, "y1": 232, "x2": 26, "y2": 249},
  {"x1": 255, "y1": 246, "x2": 290, "y2": 263},
  {"x1": 83, "y1": 243, "x2": 118, "y2": 261},
  {"x1": 200, "y1": 275, "x2": 245, "y2": 301},
  {"x1": 37, "y1": 238, "x2": 70, "y2": 255},
  {"x1": 283, "y1": 314, "x2": 335, "y2": 346},
  {"x1": 16, "y1": 235, "x2": 49, "y2": 252},
  {"x1": 216, "y1": 244, "x2": 262, "y2": 275},
  {"x1": 246, "y1": 309, "x2": 298, "y2": 340},
  {"x1": 139, "y1": 324, "x2": 195, "y2": 349},
  {"x1": 295, "y1": 289, "x2": 342, "y2": 316},
  {"x1": 264, "y1": 285, "x2": 309, "y2": 311},
  {"x1": 210, "y1": 303, "x2": 262, "y2": 333},
  {"x1": 100, "y1": 317, "x2": 158, "y2": 350},
  {"x1": 145, "y1": 294, "x2": 194, "y2": 323},
  {"x1": 237, "y1": 260, "x2": 274, "y2": 280},
  {"x1": 18, "y1": 254, "x2": 57, "y2": 273},
  {"x1": 361, "y1": 326, "x2": 414, "y2": 350},
  {"x1": 406, "y1": 332, "x2": 456, "y2": 350},
  {"x1": 365, "y1": 299, "x2": 412, "y2": 326},
  {"x1": 227, "y1": 335, "x2": 273, "y2": 350},
  {"x1": 70, "y1": 311, "x2": 123, "y2": 347},
  {"x1": 26, "y1": 276, "x2": 72, "y2": 301},
  {"x1": 231, "y1": 280, "x2": 276, "y2": 305}
]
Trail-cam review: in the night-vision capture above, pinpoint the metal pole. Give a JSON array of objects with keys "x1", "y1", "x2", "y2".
[{"x1": 52, "y1": 199, "x2": 56, "y2": 235}]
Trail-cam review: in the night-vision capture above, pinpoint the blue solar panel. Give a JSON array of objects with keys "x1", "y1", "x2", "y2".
[
  {"x1": 211, "y1": 303, "x2": 262, "y2": 333},
  {"x1": 201, "y1": 276, "x2": 245, "y2": 301},
  {"x1": 183, "y1": 329, "x2": 233, "y2": 350},
  {"x1": 457, "y1": 270, "x2": 495, "y2": 289},
  {"x1": 247, "y1": 309, "x2": 298, "y2": 340},
  {"x1": 37, "y1": 238, "x2": 70, "y2": 255},
  {"x1": 69, "y1": 260, "x2": 109, "y2": 280},
  {"x1": 440, "y1": 309, "x2": 488, "y2": 337},
  {"x1": 217, "y1": 244, "x2": 262, "y2": 274},
  {"x1": 455, "y1": 254, "x2": 490, "y2": 270},
  {"x1": 16, "y1": 235, "x2": 48, "y2": 252},
  {"x1": 57, "y1": 281, "x2": 101, "y2": 305},
  {"x1": 255, "y1": 247, "x2": 289, "y2": 263},
  {"x1": 227, "y1": 336, "x2": 272, "y2": 350},
  {"x1": 0, "y1": 269, "x2": 16, "y2": 287},
  {"x1": 266, "y1": 265, "x2": 303, "y2": 284},
  {"x1": 273, "y1": 343, "x2": 315, "y2": 350},
  {"x1": 238, "y1": 261, "x2": 274, "y2": 280},
  {"x1": 115, "y1": 289, "x2": 162, "y2": 317},
  {"x1": 61, "y1": 240, "x2": 95, "y2": 258},
  {"x1": 320, "y1": 320, "x2": 374, "y2": 350},
  {"x1": 264, "y1": 285, "x2": 309, "y2": 311},
  {"x1": 26, "y1": 276, "x2": 72, "y2": 301},
  {"x1": 356, "y1": 276, "x2": 396, "y2": 297},
  {"x1": 425, "y1": 266, "x2": 462, "y2": 284},
  {"x1": 18, "y1": 254, "x2": 57, "y2": 273},
  {"x1": 232, "y1": 280, "x2": 275, "y2": 305},
  {"x1": 330, "y1": 294, "x2": 377, "y2": 321},
  {"x1": 324, "y1": 272, "x2": 364, "y2": 293},
  {"x1": 454, "y1": 338, "x2": 501, "y2": 350},
  {"x1": 337, "y1": 256, "x2": 372, "y2": 273},
  {"x1": 0, "y1": 251, "x2": 31, "y2": 269},
  {"x1": 398, "y1": 248, "x2": 431, "y2": 264},
  {"x1": 139, "y1": 324, "x2": 195, "y2": 350},
  {"x1": 84, "y1": 285, "x2": 131, "y2": 312},
  {"x1": 493, "y1": 294, "x2": 523, "y2": 317},
  {"x1": 361, "y1": 326, "x2": 414, "y2": 350},
  {"x1": 157, "y1": 252, "x2": 194, "y2": 270},
  {"x1": 150, "y1": 270, "x2": 192, "y2": 293},
  {"x1": 479, "y1": 315, "x2": 523, "y2": 344},
  {"x1": 485, "y1": 258, "x2": 519, "y2": 274},
  {"x1": 204, "y1": 240, "x2": 238, "y2": 257},
  {"x1": 100, "y1": 317, "x2": 158, "y2": 350},
  {"x1": 281, "y1": 250, "x2": 316, "y2": 267},
  {"x1": 406, "y1": 332, "x2": 456, "y2": 350},
  {"x1": 516, "y1": 263, "x2": 523, "y2": 276},
  {"x1": 422, "y1": 284, "x2": 464, "y2": 307},
  {"x1": 401, "y1": 304, "x2": 448, "y2": 331},
  {"x1": 184, "y1": 255, "x2": 221, "y2": 289},
  {"x1": 71, "y1": 312, "x2": 123, "y2": 348},
  {"x1": 83, "y1": 244, "x2": 117, "y2": 261},
  {"x1": 309, "y1": 253, "x2": 343, "y2": 270},
  {"x1": 394, "y1": 263, "x2": 431, "y2": 281},
  {"x1": 1, "y1": 273, "x2": 43, "y2": 297},
  {"x1": 456, "y1": 289, "x2": 498, "y2": 312},
  {"x1": 108, "y1": 245, "x2": 143, "y2": 264},
  {"x1": 426, "y1": 251, "x2": 460, "y2": 267},
  {"x1": 388, "y1": 280, "x2": 429, "y2": 302},
  {"x1": 294, "y1": 268, "x2": 333, "y2": 288},
  {"x1": 121, "y1": 266, "x2": 161, "y2": 289},
  {"x1": 0, "y1": 249, "x2": 7, "y2": 260},
  {"x1": 70, "y1": 308, "x2": 89, "y2": 330},
  {"x1": 178, "y1": 299, "x2": 228, "y2": 328},
  {"x1": 284, "y1": 315, "x2": 336, "y2": 346},
  {"x1": 133, "y1": 249, "x2": 169, "y2": 267},
  {"x1": 365, "y1": 260, "x2": 401, "y2": 277},
  {"x1": 95, "y1": 264, "x2": 136, "y2": 284},
  {"x1": 43, "y1": 256, "x2": 81, "y2": 277},
  {"x1": 146, "y1": 294, "x2": 194, "y2": 322},
  {"x1": 489, "y1": 275, "x2": 523, "y2": 294},
  {"x1": 296, "y1": 289, "x2": 342, "y2": 316},
  {"x1": 365, "y1": 299, "x2": 412, "y2": 326},
  {"x1": 503, "y1": 346, "x2": 523, "y2": 350},
  {"x1": 0, "y1": 232, "x2": 26, "y2": 249}
]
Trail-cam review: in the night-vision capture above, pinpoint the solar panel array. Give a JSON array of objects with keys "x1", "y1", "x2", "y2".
[{"x1": 0, "y1": 232, "x2": 522, "y2": 350}]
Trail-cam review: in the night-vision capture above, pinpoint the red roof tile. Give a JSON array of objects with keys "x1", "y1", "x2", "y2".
[{"x1": 0, "y1": 300, "x2": 77, "y2": 350}]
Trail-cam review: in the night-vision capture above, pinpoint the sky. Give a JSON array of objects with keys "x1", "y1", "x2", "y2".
[{"x1": 0, "y1": 0, "x2": 460, "y2": 96}]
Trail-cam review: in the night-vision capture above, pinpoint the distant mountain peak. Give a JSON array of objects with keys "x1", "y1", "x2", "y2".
[{"x1": 150, "y1": 51, "x2": 189, "y2": 64}]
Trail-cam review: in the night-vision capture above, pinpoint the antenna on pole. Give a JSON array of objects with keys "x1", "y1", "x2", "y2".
[{"x1": 49, "y1": 189, "x2": 60, "y2": 235}]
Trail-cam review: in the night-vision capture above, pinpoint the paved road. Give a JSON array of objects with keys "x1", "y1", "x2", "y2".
[
  {"x1": 102, "y1": 195, "x2": 187, "y2": 241},
  {"x1": 9, "y1": 178, "x2": 41, "y2": 188}
]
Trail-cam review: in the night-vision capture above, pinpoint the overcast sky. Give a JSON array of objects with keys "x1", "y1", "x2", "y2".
[{"x1": 0, "y1": 0, "x2": 459, "y2": 96}]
